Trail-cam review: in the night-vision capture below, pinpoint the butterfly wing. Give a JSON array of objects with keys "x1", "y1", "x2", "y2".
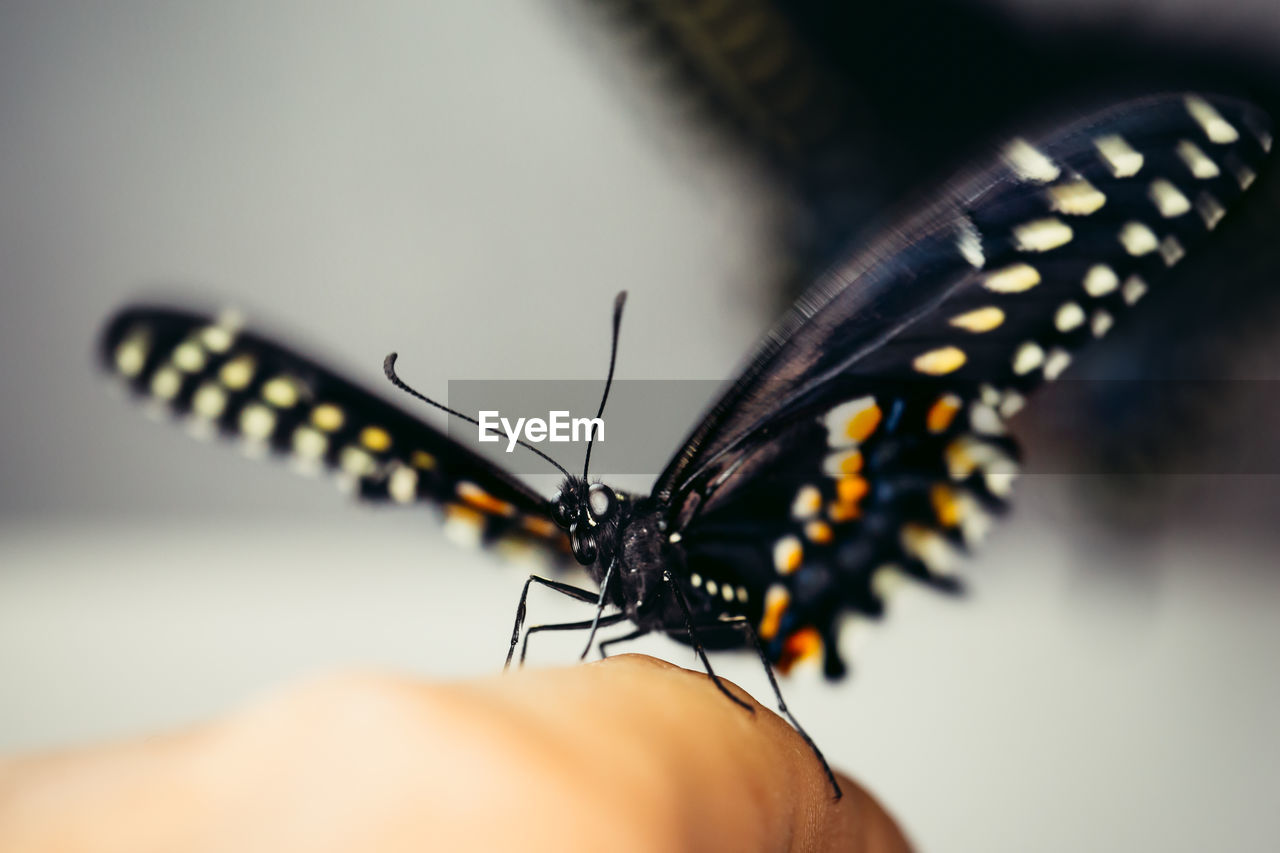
[
  {"x1": 100, "y1": 306, "x2": 570, "y2": 558},
  {"x1": 658, "y1": 92, "x2": 1272, "y2": 675}
]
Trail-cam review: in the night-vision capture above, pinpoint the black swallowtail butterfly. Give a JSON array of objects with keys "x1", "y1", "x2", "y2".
[{"x1": 101, "y1": 93, "x2": 1271, "y2": 798}]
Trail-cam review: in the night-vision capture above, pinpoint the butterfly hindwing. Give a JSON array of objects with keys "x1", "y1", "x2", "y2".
[
  {"x1": 100, "y1": 306, "x2": 571, "y2": 559},
  {"x1": 661, "y1": 93, "x2": 1271, "y2": 675},
  {"x1": 674, "y1": 385, "x2": 1019, "y2": 676}
]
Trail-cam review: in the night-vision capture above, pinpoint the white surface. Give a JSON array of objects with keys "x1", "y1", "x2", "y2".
[{"x1": 4, "y1": 487, "x2": 1280, "y2": 852}]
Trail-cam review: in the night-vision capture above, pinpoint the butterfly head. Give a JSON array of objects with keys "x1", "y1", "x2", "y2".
[{"x1": 552, "y1": 476, "x2": 621, "y2": 566}]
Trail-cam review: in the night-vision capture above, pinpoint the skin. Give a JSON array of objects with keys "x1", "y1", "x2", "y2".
[{"x1": 0, "y1": 655, "x2": 911, "y2": 853}]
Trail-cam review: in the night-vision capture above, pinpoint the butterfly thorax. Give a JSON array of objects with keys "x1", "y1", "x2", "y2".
[{"x1": 551, "y1": 477, "x2": 681, "y2": 623}]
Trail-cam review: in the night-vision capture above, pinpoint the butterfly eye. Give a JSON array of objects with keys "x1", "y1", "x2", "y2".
[
  {"x1": 571, "y1": 531, "x2": 598, "y2": 565},
  {"x1": 551, "y1": 493, "x2": 573, "y2": 529},
  {"x1": 587, "y1": 483, "x2": 614, "y2": 519}
]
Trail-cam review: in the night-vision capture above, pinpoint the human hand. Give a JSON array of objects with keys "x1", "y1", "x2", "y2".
[{"x1": 0, "y1": 655, "x2": 910, "y2": 852}]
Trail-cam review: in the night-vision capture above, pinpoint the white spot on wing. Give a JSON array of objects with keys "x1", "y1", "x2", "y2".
[
  {"x1": 389, "y1": 465, "x2": 418, "y2": 504},
  {"x1": 773, "y1": 536, "x2": 803, "y2": 574},
  {"x1": 1043, "y1": 348, "x2": 1071, "y2": 381},
  {"x1": 1012, "y1": 342, "x2": 1045, "y2": 375},
  {"x1": 339, "y1": 445, "x2": 377, "y2": 477},
  {"x1": 1148, "y1": 179, "x2": 1190, "y2": 217},
  {"x1": 1122, "y1": 275, "x2": 1148, "y2": 305},
  {"x1": 1233, "y1": 163, "x2": 1257, "y2": 190},
  {"x1": 191, "y1": 382, "x2": 227, "y2": 419},
  {"x1": 984, "y1": 263, "x2": 1040, "y2": 293},
  {"x1": 791, "y1": 485, "x2": 822, "y2": 520},
  {"x1": 1160, "y1": 235, "x2": 1186, "y2": 267},
  {"x1": 986, "y1": 467, "x2": 1018, "y2": 498},
  {"x1": 999, "y1": 391, "x2": 1025, "y2": 418},
  {"x1": 1013, "y1": 218, "x2": 1073, "y2": 252},
  {"x1": 292, "y1": 425, "x2": 328, "y2": 461},
  {"x1": 1003, "y1": 137, "x2": 1061, "y2": 182},
  {"x1": 262, "y1": 376, "x2": 301, "y2": 408},
  {"x1": 912, "y1": 346, "x2": 966, "y2": 376},
  {"x1": 150, "y1": 366, "x2": 182, "y2": 401},
  {"x1": 239, "y1": 403, "x2": 277, "y2": 441},
  {"x1": 1083, "y1": 264, "x2": 1120, "y2": 297},
  {"x1": 219, "y1": 354, "x2": 255, "y2": 391},
  {"x1": 114, "y1": 330, "x2": 150, "y2": 377},
  {"x1": 199, "y1": 322, "x2": 237, "y2": 354},
  {"x1": 1094, "y1": 134, "x2": 1144, "y2": 177},
  {"x1": 1250, "y1": 123, "x2": 1273, "y2": 153},
  {"x1": 1091, "y1": 309, "x2": 1114, "y2": 338},
  {"x1": 822, "y1": 449, "x2": 863, "y2": 479},
  {"x1": 1055, "y1": 302, "x2": 1086, "y2": 332},
  {"x1": 1195, "y1": 191, "x2": 1226, "y2": 230},
  {"x1": 1047, "y1": 177, "x2": 1106, "y2": 215},
  {"x1": 1225, "y1": 152, "x2": 1258, "y2": 191},
  {"x1": 172, "y1": 341, "x2": 206, "y2": 373},
  {"x1": 1185, "y1": 95, "x2": 1239, "y2": 144},
  {"x1": 1118, "y1": 222, "x2": 1159, "y2": 256},
  {"x1": 822, "y1": 396, "x2": 879, "y2": 448},
  {"x1": 968, "y1": 403, "x2": 1005, "y2": 435},
  {"x1": 900, "y1": 523, "x2": 958, "y2": 575},
  {"x1": 1176, "y1": 139, "x2": 1220, "y2": 179},
  {"x1": 949, "y1": 306, "x2": 1005, "y2": 333},
  {"x1": 871, "y1": 565, "x2": 907, "y2": 602},
  {"x1": 956, "y1": 216, "x2": 985, "y2": 268}
]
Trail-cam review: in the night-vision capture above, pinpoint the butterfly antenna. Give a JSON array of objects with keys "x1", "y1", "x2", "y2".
[
  {"x1": 582, "y1": 291, "x2": 626, "y2": 480},
  {"x1": 383, "y1": 353, "x2": 572, "y2": 479}
]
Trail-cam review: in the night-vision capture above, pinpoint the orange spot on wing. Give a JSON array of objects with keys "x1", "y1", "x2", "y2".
[
  {"x1": 830, "y1": 475, "x2": 870, "y2": 524},
  {"x1": 931, "y1": 484, "x2": 963, "y2": 528},
  {"x1": 837, "y1": 449, "x2": 864, "y2": 475},
  {"x1": 775, "y1": 537, "x2": 804, "y2": 574},
  {"x1": 520, "y1": 515, "x2": 558, "y2": 539},
  {"x1": 828, "y1": 502, "x2": 861, "y2": 523},
  {"x1": 846, "y1": 404, "x2": 882, "y2": 443},
  {"x1": 759, "y1": 588, "x2": 790, "y2": 641},
  {"x1": 776, "y1": 627, "x2": 823, "y2": 674},
  {"x1": 836, "y1": 475, "x2": 869, "y2": 505},
  {"x1": 926, "y1": 395, "x2": 962, "y2": 434},
  {"x1": 457, "y1": 482, "x2": 516, "y2": 517},
  {"x1": 805, "y1": 520, "x2": 834, "y2": 545}
]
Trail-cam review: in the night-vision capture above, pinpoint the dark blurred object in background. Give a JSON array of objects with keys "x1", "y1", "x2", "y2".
[{"x1": 582, "y1": 0, "x2": 1280, "y2": 538}]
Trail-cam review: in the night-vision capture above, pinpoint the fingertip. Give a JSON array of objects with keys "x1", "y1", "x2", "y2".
[
  {"x1": 815, "y1": 772, "x2": 915, "y2": 853},
  {"x1": 559, "y1": 655, "x2": 911, "y2": 851}
]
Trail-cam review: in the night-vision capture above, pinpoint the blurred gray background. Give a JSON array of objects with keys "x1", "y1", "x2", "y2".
[{"x1": 2, "y1": 2, "x2": 1279, "y2": 851}]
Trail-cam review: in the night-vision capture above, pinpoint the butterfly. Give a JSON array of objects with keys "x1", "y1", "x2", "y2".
[{"x1": 100, "y1": 92, "x2": 1271, "y2": 798}]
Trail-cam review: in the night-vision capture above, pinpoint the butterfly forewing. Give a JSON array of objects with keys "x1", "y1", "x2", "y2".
[
  {"x1": 100, "y1": 306, "x2": 571, "y2": 559},
  {"x1": 656, "y1": 93, "x2": 1271, "y2": 505}
]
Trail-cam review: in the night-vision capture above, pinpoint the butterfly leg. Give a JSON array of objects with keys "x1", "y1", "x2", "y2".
[
  {"x1": 663, "y1": 570, "x2": 753, "y2": 714},
  {"x1": 578, "y1": 557, "x2": 617, "y2": 661},
  {"x1": 504, "y1": 575, "x2": 600, "y2": 671},
  {"x1": 719, "y1": 615, "x2": 842, "y2": 800},
  {"x1": 598, "y1": 627, "x2": 650, "y2": 659},
  {"x1": 520, "y1": 612, "x2": 630, "y2": 665}
]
